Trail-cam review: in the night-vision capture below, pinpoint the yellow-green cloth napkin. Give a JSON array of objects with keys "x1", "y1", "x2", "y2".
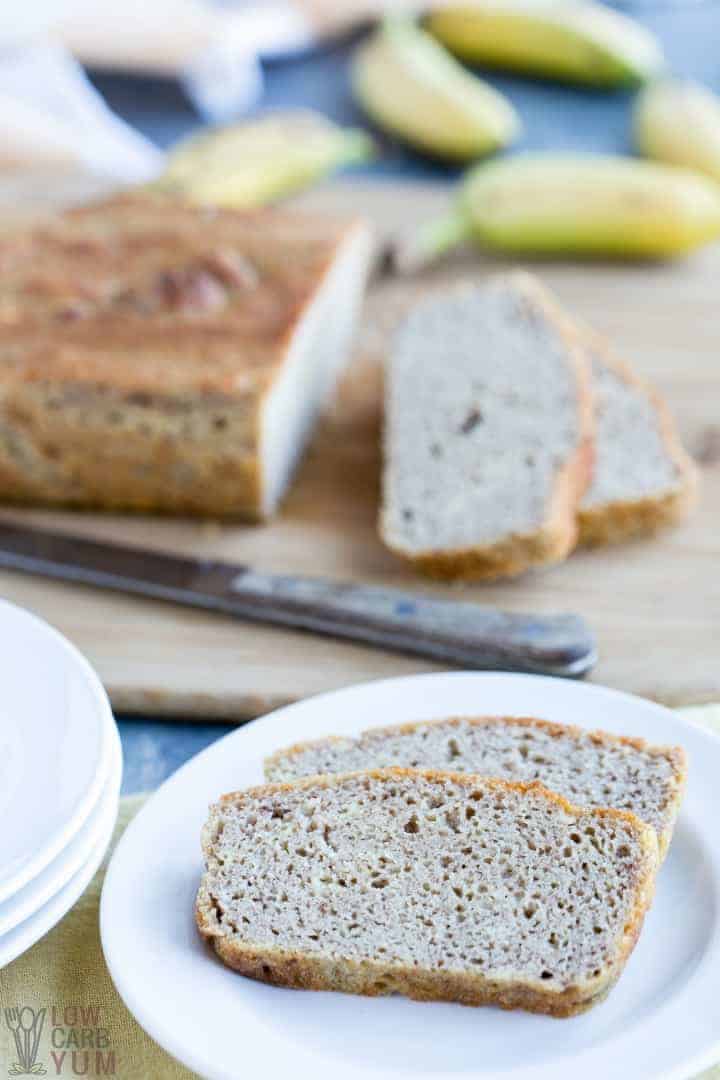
[
  {"x1": 2, "y1": 706, "x2": 720, "y2": 1080},
  {"x1": 0, "y1": 796, "x2": 198, "y2": 1080}
]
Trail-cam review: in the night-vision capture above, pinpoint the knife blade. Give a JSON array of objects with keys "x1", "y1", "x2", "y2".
[{"x1": 0, "y1": 522, "x2": 596, "y2": 678}]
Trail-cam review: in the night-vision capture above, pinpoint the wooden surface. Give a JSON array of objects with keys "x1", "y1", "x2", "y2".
[{"x1": 0, "y1": 178, "x2": 717, "y2": 717}]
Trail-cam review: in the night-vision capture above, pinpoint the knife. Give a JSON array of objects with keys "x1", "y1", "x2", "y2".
[{"x1": 0, "y1": 522, "x2": 596, "y2": 678}]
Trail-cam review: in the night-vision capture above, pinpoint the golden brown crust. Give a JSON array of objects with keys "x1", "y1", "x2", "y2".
[
  {"x1": 579, "y1": 486, "x2": 697, "y2": 546},
  {"x1": 196, "y1": 768, "x2": 659, "y2": 1017},
  {"x1": 0, "y1": 193, "x2": 360, "y2": 391},
  {"x1": 263, "y1": 715, "x2": 687, "y2": 861},
  {"x1": 380, "y1": 272, "x2": 595, "y2": 582},
  {"x1": 0, "y1": 192, "x2": 367, "y2": 517},
  {"x1": 576, "y1": 328, "x2": 698, "y2": 546},
  {"x1": 199, "y1": 931, "x2": 617, "y2": 1017}
]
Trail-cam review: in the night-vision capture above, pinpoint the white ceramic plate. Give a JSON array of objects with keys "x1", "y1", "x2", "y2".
[
  {"x1": 0, "y1": 725, "x2": 120, "y2": 967},
  {"x1": 0, "y1": 599, "x2": 116, "y2": 903},
  {"x1": 0, "y1": 725, "x2": 122, "y2": 936},
  {"x1": 101, "y1": 673, "x2": 720, "y2": 1080}
]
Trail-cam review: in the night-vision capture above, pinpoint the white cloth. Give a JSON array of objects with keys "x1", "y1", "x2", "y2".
[
  {"x1": 0, "y1": 0, "x2": 314, "y2": 184},
  {"x1": 56, "y1": 0, "x2": 313, "y2": 116},
  {"x1": 0, "y1": 41, "x2": 164, "y2": 183}
]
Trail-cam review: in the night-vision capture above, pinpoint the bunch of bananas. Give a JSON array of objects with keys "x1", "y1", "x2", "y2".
[
  {"x1": 353, "y1": 5, "x2": 660, "y2": 163},
  {"x1": 153, "y1": 5, "x2": 720, "y2": 264},
  {"x1": 349, "y1": 5, "x2": 720, "y2": 263}
]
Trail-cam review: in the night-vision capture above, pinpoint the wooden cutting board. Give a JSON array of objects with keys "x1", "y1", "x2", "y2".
[{"x1": 0, "y1": 178, "x2": 717, "y2": 718}]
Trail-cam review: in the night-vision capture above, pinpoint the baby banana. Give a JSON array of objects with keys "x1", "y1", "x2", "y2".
[
  {"x1": 154, "y1": 110, "x2": 373, "y2": 207},
  {"x1": 635, "y1": 79, "x2": 720, "y2": 185},
  {"x1": 352, "y1": 17, "x2": 519, "y2": 161},
  {"x1": 427, "y1": 0, "x2": 663, "y2": 87},
  {"x1": 397, "y1": 154, "x2": 720, "y2": 268}
]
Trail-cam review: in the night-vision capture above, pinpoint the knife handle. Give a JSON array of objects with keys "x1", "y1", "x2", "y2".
[
  {"x1": 225, "y1": 571, "x2": 596, "y2": 678},
  {"x1": 0, "y1": 523, "x2": 596, "y2": 677}
]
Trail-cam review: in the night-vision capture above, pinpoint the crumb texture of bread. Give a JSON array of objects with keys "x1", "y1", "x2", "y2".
[
  {"x1": 380, "y1": 272, "x2": 593, "y2": 581},
  {"x1": 264, "y1": 716, "x2": 686, "y2": 859},
  {"x1": 578, "y1": 336, "x2": 697, "y2": 545},
  {"x1": 196, "y1": 769, "x2": 658, "y2": 1016},
  {"x1": 0, "y1": 193, "x2": 372, "y2": 517}
]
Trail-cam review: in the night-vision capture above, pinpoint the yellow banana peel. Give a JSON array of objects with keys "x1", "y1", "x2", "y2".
[
  {"x1": 427, "y1": 1, "x2": 663, "y2": 87},
  {"x1": 154, "y1": 110, "x2": 374, "y2": 208},
  {"x1": 352, "y1": 16, "x2": 519, "y2": 161},
  {"x1": 397, "y1": 154, "x2": 720, "y2": 269},
  {"x1": 635, "y1": 79, "x2": 720, "y2": 185}
]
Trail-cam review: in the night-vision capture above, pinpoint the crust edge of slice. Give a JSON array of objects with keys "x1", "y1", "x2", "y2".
[{"x1": 577, "y1": 329, "x2": 698, "y2": 547}]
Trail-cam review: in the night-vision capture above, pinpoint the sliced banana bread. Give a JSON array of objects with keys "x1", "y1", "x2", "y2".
[
  {"x1": 578, "y1": 331, "x2": 697, "y2": 545},
  {"x1": 265, "y1": 715, "x2": 686, "y2": 859},
  {"x1": 196, "y1": 769, "x2": 659, "y2": 1016},
  {"x1": 380, "y1": 272, "x2": 593, "y2": 581}
]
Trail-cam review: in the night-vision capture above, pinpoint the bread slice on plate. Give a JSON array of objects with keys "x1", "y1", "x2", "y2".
[
  {"x1": 264, "y1": 715, "x2": 686, "y2": 860},
  {"x1": 0, "y1": 193, "x2": 373, "y2": 518},
  {"x1": 578, "y1": 330, "x2": 698, "y2": 545},
  {"x1": 196, "y1": 769, "x2": 659, "y2": 1016},
  {"x1": 380, "y1": 272, "x2": 594, "y2": 581}
]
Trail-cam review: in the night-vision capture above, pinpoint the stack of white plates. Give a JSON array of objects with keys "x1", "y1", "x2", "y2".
[{"x1": 0, "y1": 599, "x2": 121, "y2": 968}]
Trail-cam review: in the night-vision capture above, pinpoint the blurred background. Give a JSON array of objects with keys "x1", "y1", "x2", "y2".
[
  {"x1": 2, "y1": 0, "x2": 720, "y2": 194},
  {"x1": 2, "y1": 0, "x2": 720, "y2": 788}
]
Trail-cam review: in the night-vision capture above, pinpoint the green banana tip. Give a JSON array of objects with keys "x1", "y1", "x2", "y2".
[
  {"x1": 391, "y1": 209, "x2": 471, "y2": 275},
  {"x1": 343, "y1": 129, "x2": 377, "y2": 163},
  {"x1": 379, "y1": 12, "x2": 421, "y2": 36}
]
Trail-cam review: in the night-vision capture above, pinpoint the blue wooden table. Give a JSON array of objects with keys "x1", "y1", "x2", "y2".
[{"x1": 98, "y1": 8, "x2": 719, "y2": 795}]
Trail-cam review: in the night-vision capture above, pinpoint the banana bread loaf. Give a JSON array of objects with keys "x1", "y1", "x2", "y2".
[{"x1": 0, "y1": 193, "x2": 372, "y2": 518}]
